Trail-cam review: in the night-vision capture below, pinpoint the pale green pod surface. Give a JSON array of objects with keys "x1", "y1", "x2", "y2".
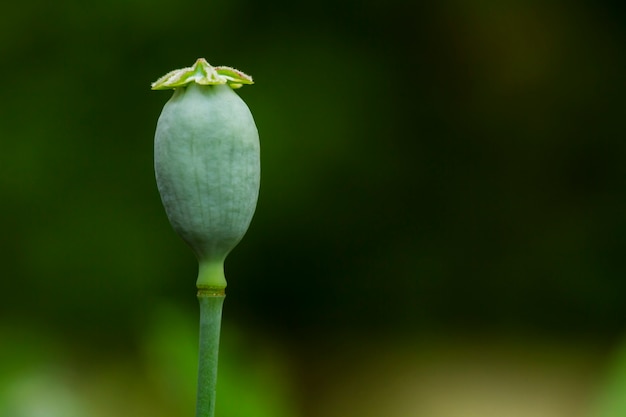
[{"x1": 153, "y1": 60, "x2": 259, "y2": 289}]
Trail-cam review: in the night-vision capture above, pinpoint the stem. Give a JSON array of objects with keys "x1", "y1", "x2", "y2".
[
  {"x1": 196, "y1": 288, "x2": 225, "y2": 417},
  {"x1": 197, "y1": 259, "x2": 227, "y2": 289}
]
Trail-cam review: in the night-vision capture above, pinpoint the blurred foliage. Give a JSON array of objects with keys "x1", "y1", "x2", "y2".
[
  {"x1": 0, "y1": 307, "x2": 295, "y2": 417},
  {"x1": 589, "y1": 339, "x2": 626, "y2": 417},
  {"x1": 2, "y1": 0, "x2": 626, "y2": 415}
]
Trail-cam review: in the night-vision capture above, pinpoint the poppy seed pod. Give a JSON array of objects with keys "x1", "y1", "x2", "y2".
[{"x1": 153, "y1": 59, "x2": 259, "y2": 289}]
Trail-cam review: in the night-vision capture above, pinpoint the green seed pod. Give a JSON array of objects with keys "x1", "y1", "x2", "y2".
[{"x1": 152, "y1": 59, "x2": 259, "y2": 289}]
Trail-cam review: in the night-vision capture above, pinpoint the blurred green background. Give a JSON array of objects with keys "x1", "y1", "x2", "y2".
[{"x1": 2, "y1": 0, "x2": 626, "y2": 416}]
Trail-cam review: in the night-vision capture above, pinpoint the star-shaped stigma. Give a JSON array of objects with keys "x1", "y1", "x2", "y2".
[{"x1": 151, "y1": 58, "x2": 254, "y2": 90}]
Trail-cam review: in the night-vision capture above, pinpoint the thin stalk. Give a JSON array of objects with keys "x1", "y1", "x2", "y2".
[{"x1": 196, "y1": 288, "x2": 225, "y2": 417}]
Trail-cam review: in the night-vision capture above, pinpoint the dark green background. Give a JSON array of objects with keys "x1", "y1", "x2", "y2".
[{"x1": 2, "y1": 0, "x2": 626, "y2": 415}]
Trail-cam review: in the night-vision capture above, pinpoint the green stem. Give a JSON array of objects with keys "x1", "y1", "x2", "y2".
[{"x1": 196, "y1": 288, "x2": 225, "y2": 417}]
